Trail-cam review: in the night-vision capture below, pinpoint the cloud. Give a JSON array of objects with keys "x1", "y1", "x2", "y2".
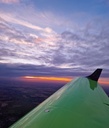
[
  {"x1": 0, "y1": 12, "x2": 43, "y2": 31},
  {"x1": 0, "y1": 2, "x2": 77, "y2": 34},
  {"x1": 0, "y1": 15, "x2": 109, "y2": 73},
  {"x1": 0, "y1": 0, "x2": 19, "y2": 4},
  {"x1": 0, "y1": 1, "x2": 109, "y2": 76},
  {"x1": 0, "y1": 17, "x2": 59, "y2": 66},
  {"x1": 0, "y1": 63, "x2": 108, "y2": 79},
  {"x1": 51, "y1": 20, "x2": 109, "y2": 71}
]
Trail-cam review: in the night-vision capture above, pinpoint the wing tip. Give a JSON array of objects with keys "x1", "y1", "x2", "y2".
[{"x1": 87, "y1": 69, "x2": 102, "y2": 82}]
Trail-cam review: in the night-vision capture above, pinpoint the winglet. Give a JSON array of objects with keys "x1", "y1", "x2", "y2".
[{"x1": 87, "y1": 69, "x2": 102, "y2": 82}]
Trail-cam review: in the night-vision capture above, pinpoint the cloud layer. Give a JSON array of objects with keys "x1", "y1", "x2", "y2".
[
  {"x1": 0, "y1": 0, "x2": 109, "y2": 77},
  {"x1": 0, "y1": 0, "x2": 19, "y2": 4}
]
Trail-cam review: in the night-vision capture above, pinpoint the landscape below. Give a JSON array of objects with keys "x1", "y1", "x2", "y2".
[{"x1": 0, "y1": 78, "x2": 109, "y2": 128}]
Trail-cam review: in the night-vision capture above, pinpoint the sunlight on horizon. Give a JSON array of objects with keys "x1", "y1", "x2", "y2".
[{"x1": 20, "y1": 76, "x2": 109, "y2": 86}]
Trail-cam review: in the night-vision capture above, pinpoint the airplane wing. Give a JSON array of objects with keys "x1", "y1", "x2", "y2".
[{"x1": 10, "y1": 69, "x2": 109, "y2": 128}]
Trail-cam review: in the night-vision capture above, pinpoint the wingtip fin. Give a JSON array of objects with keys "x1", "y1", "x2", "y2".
[{"x1": 87, "y1": 69, "x2": 102, "y2": 81}]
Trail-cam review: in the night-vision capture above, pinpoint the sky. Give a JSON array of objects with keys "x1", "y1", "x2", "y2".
[{"x1": 0, "y1": 0, "x2": 109, "y2": 84}]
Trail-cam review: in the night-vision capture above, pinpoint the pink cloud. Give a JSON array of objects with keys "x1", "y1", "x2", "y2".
[{"x1": 0, "y1": 0, "x2": 19, "y2": 4}]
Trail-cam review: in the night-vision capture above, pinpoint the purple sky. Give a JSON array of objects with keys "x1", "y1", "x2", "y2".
[{"x1": 0, "y1": 0, "x2": 109, "y2": 78}]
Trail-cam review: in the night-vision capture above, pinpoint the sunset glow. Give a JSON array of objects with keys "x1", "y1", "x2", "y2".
[
  {"x1": 21, "y1": 76, "x2": 109, "y2": 86},
  {"x1": 98, "y1": 78, "x2": 109, "y2": 86},
  {"x1": 22, "y1": 76, "x2": 72, "y2": 83}
]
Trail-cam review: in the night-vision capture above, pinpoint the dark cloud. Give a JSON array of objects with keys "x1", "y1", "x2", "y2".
[
  {"x1": 0, "y1": 63, "x2": 73, "y2": 77},
  {"x1": 0, "y1": 63, "x2": 108, "y2": 79}
]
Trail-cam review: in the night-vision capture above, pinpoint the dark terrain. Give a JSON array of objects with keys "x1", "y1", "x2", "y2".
[
  {"x1": 0, "y1": 79, "x2": 63, "y2": 128},
  {"x1": 0, "y1": 79, "x2": 109, "y2": 128}
]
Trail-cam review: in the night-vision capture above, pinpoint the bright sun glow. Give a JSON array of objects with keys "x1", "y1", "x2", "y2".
[
  {"x1": 22, "y1": 76, "x2": 109, "y2": 86},
  {"x1": 23, "y1": 76, "x2": 72, "y2": 83},
  {"x1": 98, "y1": 78, "x2": 109, "y2": 86}
]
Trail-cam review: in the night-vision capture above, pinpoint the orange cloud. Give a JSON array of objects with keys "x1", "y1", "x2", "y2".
[
  {"x1": 0, "y1": 0, "x2": 19, "y2": 4},
  {"x1": 35, "y1": 37, "x2": 44, "y2": 43},
  {"x1": 21, "y1": 76, "x2": 72, "y2": 83},
  {"x1": 21, "y1": 76, "x2": 109, "y2": 86},
  {"x1": 98, "y1": 78, "x2": 109, "y2": 86}
]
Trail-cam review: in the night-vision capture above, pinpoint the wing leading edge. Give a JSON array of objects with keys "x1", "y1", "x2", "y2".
[{"x1": 10, "y1": 69, "x2": 109, "y2": 128}]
